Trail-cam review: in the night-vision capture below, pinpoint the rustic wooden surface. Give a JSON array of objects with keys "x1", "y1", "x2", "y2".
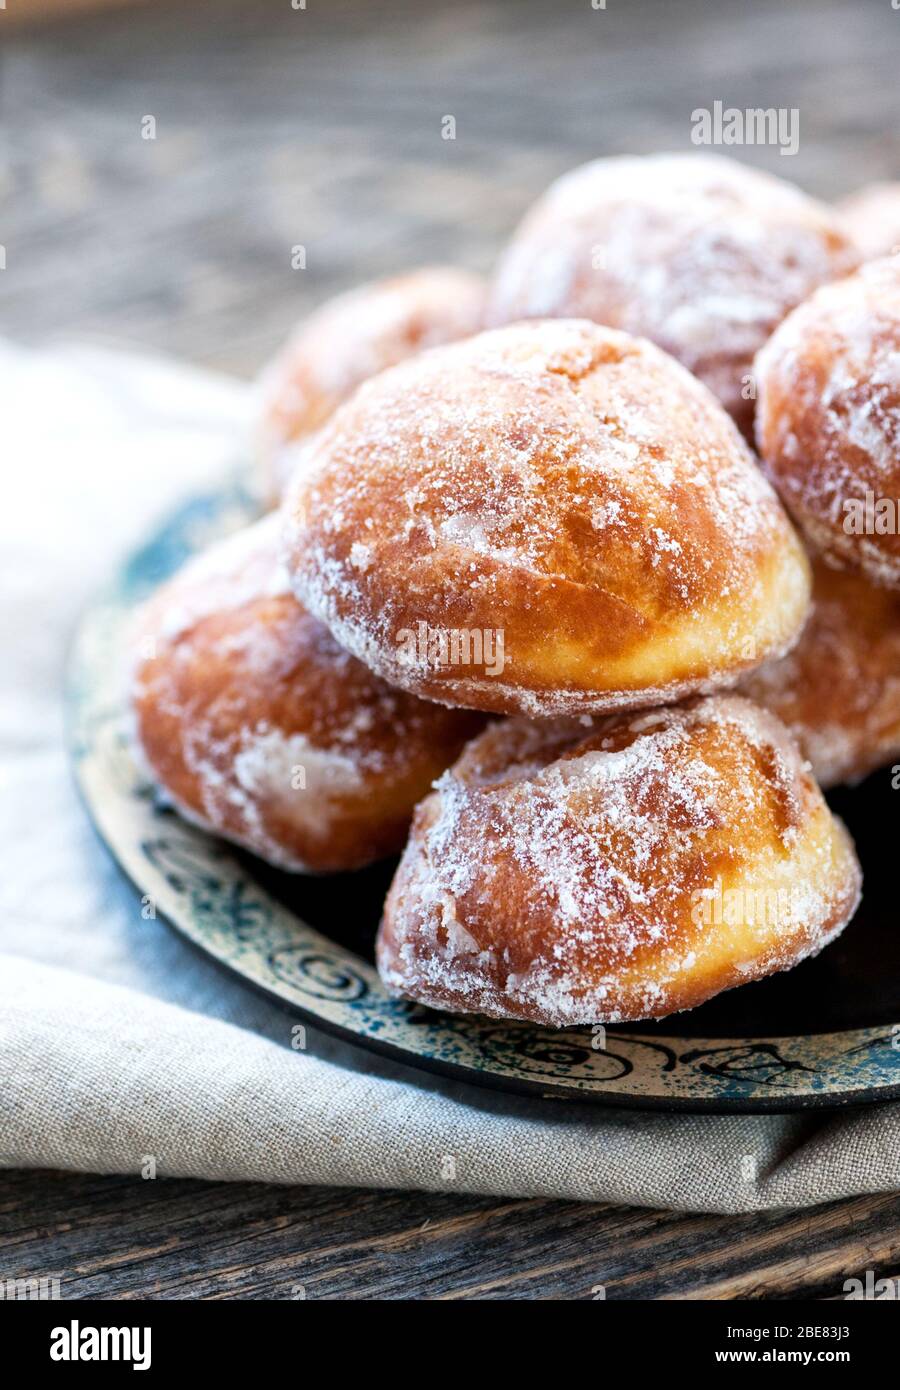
[
  {"x1": 3, "y1": 0, "x2": 900, "y2": 380},
  {"x1": 3, "y1": 1168, "x2": 900, "y2": 1301},
  {"x1": 2, "y1": 0, "x2": 900, "y2": 1300}
]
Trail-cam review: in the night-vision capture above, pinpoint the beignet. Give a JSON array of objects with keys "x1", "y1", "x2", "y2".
[
  {"x1": 284, "y1": 319, "x2": 811, "y2": 716},
  {"x1": 131, "y1": 515, "x2": 485, "y2": 873},
  {"x1": 378, "y1": 696, "x2": 861, "y2": 1025}
]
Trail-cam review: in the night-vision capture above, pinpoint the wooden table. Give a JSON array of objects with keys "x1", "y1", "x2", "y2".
[
  {"x1": 4, "y1": 1171, "x2": 900, "y2": 1300},
  {"x1": 2, "y1": 0, "x2": 900, "y2": 1300}
]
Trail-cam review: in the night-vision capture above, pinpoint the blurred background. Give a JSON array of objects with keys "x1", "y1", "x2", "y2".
[{"x1": 2, "y1": 0, "x2": 899, "y2": 378}]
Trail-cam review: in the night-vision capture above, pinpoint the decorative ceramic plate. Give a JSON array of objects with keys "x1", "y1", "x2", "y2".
[{"x1": 67, "y1": 484, "x2": 900, "y2": 1112}]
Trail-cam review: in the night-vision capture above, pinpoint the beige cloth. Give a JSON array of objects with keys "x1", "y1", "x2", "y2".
[
  {"x1": 1, "y1": 341, "x2": 897, "y2": 1213},
  {"x1": 3, "y1": 952, "x2": 900, "y2": 1210}
]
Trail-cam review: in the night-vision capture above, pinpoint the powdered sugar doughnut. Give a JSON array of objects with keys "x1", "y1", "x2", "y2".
[
  {"x1": 377, "y1": 696, "x2": 861, "y2": 1026},
  {"x1": 284, "y1": 319, "x2": 811, "y2": 718},
  {"x1": 741, "y1": 557, "x2": 900, "y2": 788},
  {"x1": 258, "y1": 267, "x2": 485, "y2": 501},
  {"x1": 487, "y1": 153, "x2": 857, "y2": 436},
  {"x1": 755, "y1": 257, "x2": 900, "y2": 588},
  {"x1": 131, "y1": 515, "x2": 484, "y2": 873},
  {"x1": 839, "y1": 183, "x2": 900, "y2": 262}
]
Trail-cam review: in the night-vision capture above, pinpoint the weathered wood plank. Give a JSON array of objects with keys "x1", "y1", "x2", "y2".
[
  {"x1": 2, "y1": 0, "x2": 899, "y2": 378},
  {"x1": 2, "y1": 1170, "x2": 900, "y2": 1300}
]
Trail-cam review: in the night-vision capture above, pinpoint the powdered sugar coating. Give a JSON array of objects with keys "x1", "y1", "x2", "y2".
[
  {"x1": 378, "y1": 695, "x2": 861, "y2": 1025},
  {"x1": 487, "y1": 153, "x2": 857, "y2": 435},
  {"x1": 284, "y1": 318, "x2": 811, "y2": 716},
  {"x1": 741, "y1": 556, "x2": 900, "y2": 787},
  {"x1": 257, "y1": 267, "x2": 486, "y2": 501},
  {"x1": 839, "y1": 184, "x2": 900, "y2": 263},
  {"x1": 131, "y1": 514, "x2": 484, "y2": 873},
  {"x1": 755, "y1": 256, "x2": 900, "y2": 588}
]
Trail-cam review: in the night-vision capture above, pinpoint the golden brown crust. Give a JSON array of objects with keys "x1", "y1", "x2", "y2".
[
  {"x1": 130, "y1": 515, "x2": 485, "y2": 873},
  {"x1": 740, "y1": 557, "x2": 900, "y2": 787},
  {"x1": 486, "y1": 153, "x2": 857, "y2": 437},
  {"x1": 755, "y1": 257, "x2": 900, "y2": 589},
  {"x1": 377, "y1": 696, "x2": 861, "y2": 1026},
  {"x1": 283, "y1": 319, "x2": 811, "y2": 717},
  {"x1": 839, "y1": 184, "x2": 900, "y2": 263},
  {"x1": 258, "y1": 267, "x2": 486, "y2": 502}
]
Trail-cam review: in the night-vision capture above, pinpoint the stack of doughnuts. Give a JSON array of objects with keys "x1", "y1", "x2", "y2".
[{"x1": 133, "y1": 150, "x2": 900, "y2": 1029}]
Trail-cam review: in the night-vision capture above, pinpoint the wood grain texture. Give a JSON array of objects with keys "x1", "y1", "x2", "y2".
[
  {"x1": 2, "y1": 0, "x2": 899, "y2": 379},
  {"x1": 2, "y1": 1169, "x2": 900, "y2": 1300},
  {"x1": 2, "y1": 0, "x2": 899, "y2": 1299}
]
